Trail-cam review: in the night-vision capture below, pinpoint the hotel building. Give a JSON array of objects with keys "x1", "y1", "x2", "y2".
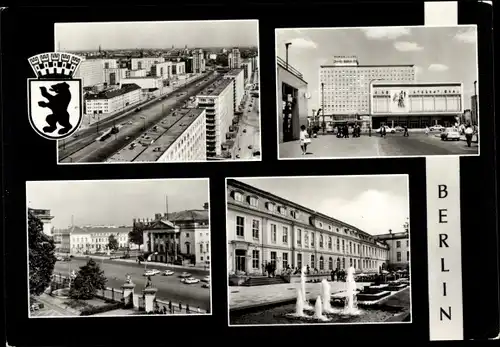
[
  {"x1": 223, "y1": 69, "x2": 245, "y2": 112},
  {"x1": 172, "y1": 61, "x2": 186, "y2": 75},
  {"x1": 226, "y1": 179, "x2": 390, "y2": 276},
  {"x1": 371, "y1": 82, "x2": 463, "y2": 128},
  {"x1": 131, "y1": 57, "x2": 166, "y2": 73},
  {"x1": 319, "y1": 56, "x2": 415, "y2": 129},
  {"x1": 104, "y1": 68, "x2": 128, "y2": 86},
  {"x1": 193, "y1": 49, "x2": 206, "y2": 73},
  {"x1": 29, "y1": 208, "x2": 54, "y2": 237},
  {"x1": 84, "y1": 83, "x2": 142, "y2": 115},
  {"x1": 277, "y1": 56, "x2": 309, "y2": 143},
  {"x1": 151, "y1": 61, "x2": 173, "y2": 79},
  {"x1": 228, "y1": 48, "x2": 241, "y2": 69},
  {"x1": 139, "y1": 203, "x2": 210, "y2": 267},
  {"x1": 74, "y1": 59, "x2": 106, "y2": 87},
  {"x1": 69, "y1": 226, "x2": 131, "y2": 254},
  {"x1": 375, "y1": 230, "x2": 410, "y2": 270},
  {"x1": 196, "y1": 78, "x2": 234, "y2": 158}
]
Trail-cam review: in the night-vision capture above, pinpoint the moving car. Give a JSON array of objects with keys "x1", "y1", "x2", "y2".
[
  {"x1": 440, "y1": 127, "x2": 461, "y2": 141},
  {"x1": 394, "y1": 126, "x2": 404, "y2": 132},
  {"x1": 202, "y1": 275, "x2": 210, "y2": 283},
  {"x1": 376, "y1": 126, "x2": 396, "y2": 134},
  {"x1": 180, "y1": 272, "x2": 192, "y2": 278},
  {"x1": 181, "y1": 277, "x2": 200, "y2": 284},
  {"x1": 430, "y1": 125, "x2": 445, "y2": 131},
  {"x1": 162, "y1": 270, "x2": 175, "y2": 276},
  {"x1": 143, "y1": 269, "x2": 160, "y2": 276}
]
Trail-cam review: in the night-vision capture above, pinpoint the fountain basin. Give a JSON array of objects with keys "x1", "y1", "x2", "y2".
[
  {"x1": 385, "y1": 284, "x2": 408, "y2": 291},
  {"x1": 357, "y1": 290, "x2": 391, "y2": 302}
]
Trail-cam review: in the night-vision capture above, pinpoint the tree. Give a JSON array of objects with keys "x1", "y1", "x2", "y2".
[
  {"x1": 69, "y1": 259, "x2": 107, "y2": 300},
  {"x1": 29, "y1": 211, "x2": 57, "y2": 296},
  {"x1": 108, "y1": 234, "x2": 119, "y2": 251},
  {"x1": 215, "y1": 54, "x2": 228, "y2": 67},
  {"x1": 128, "y1": 224, "x2": 144, "y2": 248}
]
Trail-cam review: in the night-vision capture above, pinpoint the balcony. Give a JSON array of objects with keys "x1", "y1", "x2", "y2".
[{"x1": 277, "y1": 56, "x2": 304, "y2": 80}]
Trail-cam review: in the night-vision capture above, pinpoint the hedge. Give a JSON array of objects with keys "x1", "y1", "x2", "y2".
[{"x1": 80, "y1": 302, "x2": 124, "y2": 316}]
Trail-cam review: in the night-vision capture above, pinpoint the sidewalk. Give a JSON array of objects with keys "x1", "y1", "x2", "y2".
[
  {"x1": 34, "y1": 293, "x2": 81, "y2": 316},
  {"x1": 229, "y1": 281, "x2": 370, "y2": 311}
]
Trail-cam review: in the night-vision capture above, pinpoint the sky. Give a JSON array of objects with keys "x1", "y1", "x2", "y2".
[
  {"x1": 27, "y1": 179, "x2": 209, "y2": 229},
  {"x1": 237, "y1": 176, "x2": 409, "y2": 236},
  {"x1": 276, "y1": 25, "x2": 478, "y2": 111},
  {"x1": 55, "y1": 20, "x2": 259, "y2": 51}
]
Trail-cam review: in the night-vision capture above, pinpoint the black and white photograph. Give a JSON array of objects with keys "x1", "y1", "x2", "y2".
[
  {"x1": 226, "y1": 175, "x2": 411, "y2": 326},
  {"x1": 27, "y1": 178, "x2": 212, "y2": 317},
  {"x1": 55, "y1": 20, "x2": 261, "y2": 164},
  {"x1": 276, "y1": 25, "x2": 479, "y2": 159}
]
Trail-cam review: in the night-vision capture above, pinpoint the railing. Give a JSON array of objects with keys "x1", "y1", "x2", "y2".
[
  {"x1": 94, "y1": 287, "x2": 124, "y2": 303},
  {"x1": 277, "y1": 56, "x2": 304, "y2": 80},
  {"x1": 152, "y1": 298, "x2": 207, "y2": 314}
]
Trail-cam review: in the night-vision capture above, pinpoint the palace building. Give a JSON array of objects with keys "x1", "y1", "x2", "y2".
[
  {"x1": 375, "y1": 230, "x2": 410, "y2": 270},
  {"x1": 227, "y1": 179, "x2": 390, "y2": 276}
]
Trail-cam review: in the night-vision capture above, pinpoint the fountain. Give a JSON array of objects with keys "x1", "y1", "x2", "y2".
[
  {"x1": 313, "y1": 296, "x2": 330, "y2": 321},
  {"x1": 295, "y1": 288, "x2": 305, "y2": 317},
  {"x1": 300, "y1": 266, "x2": 313, "y2": 310},
  {"x1": 321, "y1": 279, "x2": 339, "y2": 314},
  {"x1": 343, "y1": 266, "x2": 360, "y2": 315}
]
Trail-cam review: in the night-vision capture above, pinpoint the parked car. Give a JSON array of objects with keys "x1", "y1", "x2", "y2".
[
  {"x1": 376, "y1": 126, "x2": 396, "y2": 134},
  {"x1": 135, "y1": 108, "x2": 141, "y2": 112},
  {"x1": 182, "y1": 277, "x2": 200, "y2": 284},
  {"x1": 162, "y1": 270, "x2": 175, "y2": 276},
  {"x1": 202, "y1": 282, "x2": 210, "y2": 289},
  {"x1": 202, "y1": 275, "x2": 210, "y2": 283},
  {"x1": 143, "y1": 269, "x2": 160, "y2": 276},
  {"x1": 56, "y1": 256, "x2": 63, "y2": 261},
  {"x1": 394, "y1": 126, "x2": 404, "y2": 132},
  {"x1": 62, "y1": 257, "x2": 71, "y2": 261},
  {"x1": 440, "y1": 127, "x2": 461, "y2": 141},
  {"x1": 180, "y1": 272, "x2": 192, "y2": 278},
  {"x1": 430, "y1": 125, "x2": 445, "y2": 131},
  {"x1": 253, "y1": 151, "x2": 260, "y2": 156}
]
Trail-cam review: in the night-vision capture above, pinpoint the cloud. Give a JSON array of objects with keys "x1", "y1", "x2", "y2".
[
  {"x1": 428, "y1": 63, "x2": 449, "y2": 72},
  {"x1": 454, "y1": 28, "x2": 477, "y2": 44},
  {"x1": 361, "y1": 27, "x2": 410, "y2": 40},
  {"x1": 394, "y1": 41, "x2": 423, "y2": 52},
  {"x1": 287, "y1": 37, "x2": 318, "y2": 49},
  {"x1": 316, "y1": 190, "x2": 409, "y2": 235}
]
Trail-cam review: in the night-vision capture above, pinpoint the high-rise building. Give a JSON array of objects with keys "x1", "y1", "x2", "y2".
[
  {"x1": 228, "y1": 48, "x2": 241, "y2": 69},
  {"x1": 319, "y1": 56, "x2": 415, "y2": 118},
  {"x1": 223, "y1": 69, "x2": 245, "y2": 112},
  {"x1": 131, "y1": 57, "x2": 166, "y2": 73},
  {"x1": 196, "y1": 78, "x2": 234, "y2": 158},
  {"x1": 74, "y1": 59, "x2": 106, "y2": 87},
  {"x1": 193, "y1": 49, "x2": 206, "y2": 73}
]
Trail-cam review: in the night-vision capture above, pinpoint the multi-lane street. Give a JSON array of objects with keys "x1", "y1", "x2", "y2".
[
  {"x1": 58, "y1": 71, "x2": 219, "y2": 163},
  {"x1": 236, "y1": 94, "x2": 260, "y2": 160},
  {"x1": 54, "y1": 258, "x2": 211, "y2": 311},
  {"x1": 279, "y1": 131, "x2": 479, "y2": 158}
]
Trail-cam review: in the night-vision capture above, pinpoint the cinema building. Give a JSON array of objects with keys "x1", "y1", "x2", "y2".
[
  {"x1": 370, "y1": 82, "x2": 463, "y2": 129},
  {"x1": 276, "y1": 56, "x2": 309, "y2": 143},
  {"x1": 227, "y1": 179, "x2": 389, "y2": 276}
]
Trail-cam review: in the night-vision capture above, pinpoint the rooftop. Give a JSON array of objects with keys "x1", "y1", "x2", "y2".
[
  {"x1": 225, "y1": 68, "x2": 244, "y2": 76},
  {"x1": 67, "y1": 226, "x2": 131, "y2": 235},
  {"x1": 85, "y1": 84, "x2": 141, "y2": 100},
  {"x1": 372, "y1": 81, "x2": 462, "y2": 87},
  {"x1": 196, "y1": 77, "x2": 232, "y2": 97},
  {"x1": 320, "y1": 64, "x2": 415, "y2": 68},
  {"x1": 108, "y1": 108, "x2": 206, "y2": 163}
]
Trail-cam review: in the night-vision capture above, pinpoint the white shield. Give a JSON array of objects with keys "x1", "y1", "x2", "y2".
[{"x1": 27, "y1": 79, "x2": 83, "y2": 140}]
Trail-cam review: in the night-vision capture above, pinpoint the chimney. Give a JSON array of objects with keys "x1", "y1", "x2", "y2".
[
  {"x1": 389, "y1": 229, "x2": 392, "y2": 234},
  {"x1": 203, "y1": 202, "x2": 209, "y2": 210}
]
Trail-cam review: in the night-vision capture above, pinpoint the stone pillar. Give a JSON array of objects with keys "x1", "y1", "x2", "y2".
[
  {"x1": 143, "y1": 287, "x2": 158, "y2": 313},
  {"x1": 121, "y1": 282, "x2": 135, "y2": 308}
]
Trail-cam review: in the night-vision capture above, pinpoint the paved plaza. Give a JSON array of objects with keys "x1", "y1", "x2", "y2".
[
  {"x1": 279, "y1": 132, "x2": 479, "y2": 158},
  {"x1": 229, "y1": 281, "x2": 371, "y2": 310}
]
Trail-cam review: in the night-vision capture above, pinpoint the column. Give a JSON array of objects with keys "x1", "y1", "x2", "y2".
[
  {"x1": 121, "y1": 281, "x2": 136, "y2": 308},
  {"x1": 143, "y1": 287, "x2": 158, "y2": 313}
]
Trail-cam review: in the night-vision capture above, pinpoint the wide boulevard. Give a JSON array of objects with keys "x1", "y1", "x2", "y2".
[{"x1": 54, "y1": 257, "x2": 211, "y2": 311}]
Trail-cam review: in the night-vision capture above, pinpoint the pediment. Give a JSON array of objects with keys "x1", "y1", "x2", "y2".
[{"x1": 146, "y1": 219, "x2": 177, "y2": 230}]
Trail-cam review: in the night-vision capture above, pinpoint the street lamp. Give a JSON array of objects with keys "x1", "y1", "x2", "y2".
[
  {"x1": 285, "y1": 43, "x2": 292, "y2": 70},
  {"x1": 321, "y1": 82, "x2": 325, "y2": 134}
]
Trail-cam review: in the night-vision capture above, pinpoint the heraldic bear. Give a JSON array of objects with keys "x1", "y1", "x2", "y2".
[{"x1": 38, "y1": 82, "x2": 73, "y2": 135}]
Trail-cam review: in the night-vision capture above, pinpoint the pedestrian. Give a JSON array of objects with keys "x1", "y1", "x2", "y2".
[
  {"x1": 368, "y1": 126, "x2": 372, "y2": 137},
  {"x1": 403, "y1": 125, "x2": 409, "y2": 137},
  {"x1": 381, "y1": 126, "x2": 386, "y2": 138},
  {"x1": 343, "y1": 124, "x2": 349, "y2": 138},
  {"x1": 186, "y1": 304, "x2": 190, "y2": 314},
  {"x1": 169, "y1": 300, "x2": 173, "y2": 314},
  {"x1": 425, "y1": 126, "x2": 430, "y2": 136},
  {"x1": 179, "y1": 302, "x2": 182, "y2": 313},
  {"x1": 299, "y1": 125, "x2": 310, "y2": 155},
  {"x1": 464, "y1": 124, "x2": 473, "y2": 147}
]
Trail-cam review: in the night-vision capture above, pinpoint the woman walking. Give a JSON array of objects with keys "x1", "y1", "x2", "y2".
[{"x1": 299, "y1": 125, "x2": 310, "y2": 155}]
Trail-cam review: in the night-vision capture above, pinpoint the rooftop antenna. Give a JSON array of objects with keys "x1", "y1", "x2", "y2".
[{"x1": 166, "y1": 195, "x2": 169, "y2": 218}]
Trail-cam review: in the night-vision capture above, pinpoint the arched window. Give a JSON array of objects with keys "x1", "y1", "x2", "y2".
[
  {"x1": 350, "y1": 258, "x2": 353, "y2": 267},
  {"x1": 319, "y1": 235, "x2": 324, "y2": 248},
  {"x1": 319, "y1": 256, "x2": 324, "y2": 270},
  {"x1": 328, "y1": 237, "x2": 332, "y2": 249},
  {"x1": 329, "y1": 257, "x2": 333, "y2": 270},
  {"x1": 342, "y1": 257, "x2": 345, "y2": 269},
  {"x1": 337, "y1": 257, "x2": 341, "y2": 269}
]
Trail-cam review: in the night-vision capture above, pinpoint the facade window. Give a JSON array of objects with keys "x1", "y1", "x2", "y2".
[
  {"x1": 311, "y1": 255, "x2": 315, "y2": 269},
  {"x1": 406, "y1": 240, "x2": 409, "y2": 247},
  {"x1": 319, "y1": 235, "x2": 324, "y2": 248},
  {"x1": 328, "y1": 257, "x2": 333, "y2": 270},
  {"x1": 328, "y1": 237, "x2": 332, "y2": 249},
  {"x1": 270, "y1": 251, "x2": 277, "y2": 267},
  {"x1": 200, "y1": 244, "x2": 203, "y2": 253},
  {"x1": 342, "y1": 240, "x2": 345, "y2": 252},
  {"x1": 311, "y1": 232, "x2": 315, "y2": 247},
  {"x1": 349, "y1": 242, "x2": 352, "y2": 254},
  {"x1": 342, "y1": 257, "x2": 345, "y2": 269},
  {"x1": 249, "y1": 196, "x2": 258, "y2": 207},
  {"x1": 397, "y1": 252, "x2": 402, "y2": 262},
  {"x1": 282, "y1": 253, "x2": 288, "y2": 268},
  {"x1": 297, "y1": 253, "x2": 302, "y2": 270},
  {"x1": 297, "y1": 229, "x2": 302, "y2": 246},
  {"x1": 354, "y1": 259, "x2": 357, "y2": 269},
  {"x1": 319, "y1": 256, "x2": 324, "y2": 270},
  {"x1": 271, "y1": 224, "x2": 277, "y2": 243},
  {"x1": 279, "y1": 206, "x2": 286, "y2": 215},
  {"x1": 304, "y1": 232, "x2": 309, "y2": 247},
  {"x1": 252, "y1": 220, "x2": 259, "y2": 239},
  {"x1": 282, "y1": 227, "x2": 288, "y2": 243},
  {"x1": 396, "y1": 241, "x2": 401, "y2": 248},
  {"x1": 266, "y1": 202, "x2": 275, "y2": 212},
  {"x1": 236, "y1": 216, "x2": 244, "y2": 237},
  {"x1": 252, "y1": 250, "x2": 259, "y2": 269},
  {"x1": 350, "y1": 258, "x2": 353, "y2": 267},
  {"x1": 337, "y1": 239, "x2": 340, "y2": 251},
  {"x1": 234, "y1": 191, "x2": 244, "y2": 202},
  {"x1": 407, "y1": 251, "x2": 409, "y2": 262}
]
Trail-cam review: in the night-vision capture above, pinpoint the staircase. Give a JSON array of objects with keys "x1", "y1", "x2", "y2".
[{"x1": 242, "y1": 276, "x2": 288, "y2": 287}]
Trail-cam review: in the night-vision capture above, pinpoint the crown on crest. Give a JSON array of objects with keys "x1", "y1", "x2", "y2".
[{"x1": 28, "y1": 52, "x2": 83, "y2": 79}]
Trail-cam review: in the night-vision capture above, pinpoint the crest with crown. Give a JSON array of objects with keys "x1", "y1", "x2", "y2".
[{"x1": 28, "y1": 52, "x2": 82, "y2": 79}]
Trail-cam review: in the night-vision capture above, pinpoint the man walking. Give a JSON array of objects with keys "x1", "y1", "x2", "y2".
[
  {"x1": 465, "y1": 124, "x2": 474, "y2": 147},
  {"x1": 403, "y1": 125, "x2": 409, "y2": 137}
]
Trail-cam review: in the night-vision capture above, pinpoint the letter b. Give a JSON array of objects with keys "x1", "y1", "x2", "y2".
[{"x1": 438, "y1": 185, "x2": 448, "y2": 199}]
